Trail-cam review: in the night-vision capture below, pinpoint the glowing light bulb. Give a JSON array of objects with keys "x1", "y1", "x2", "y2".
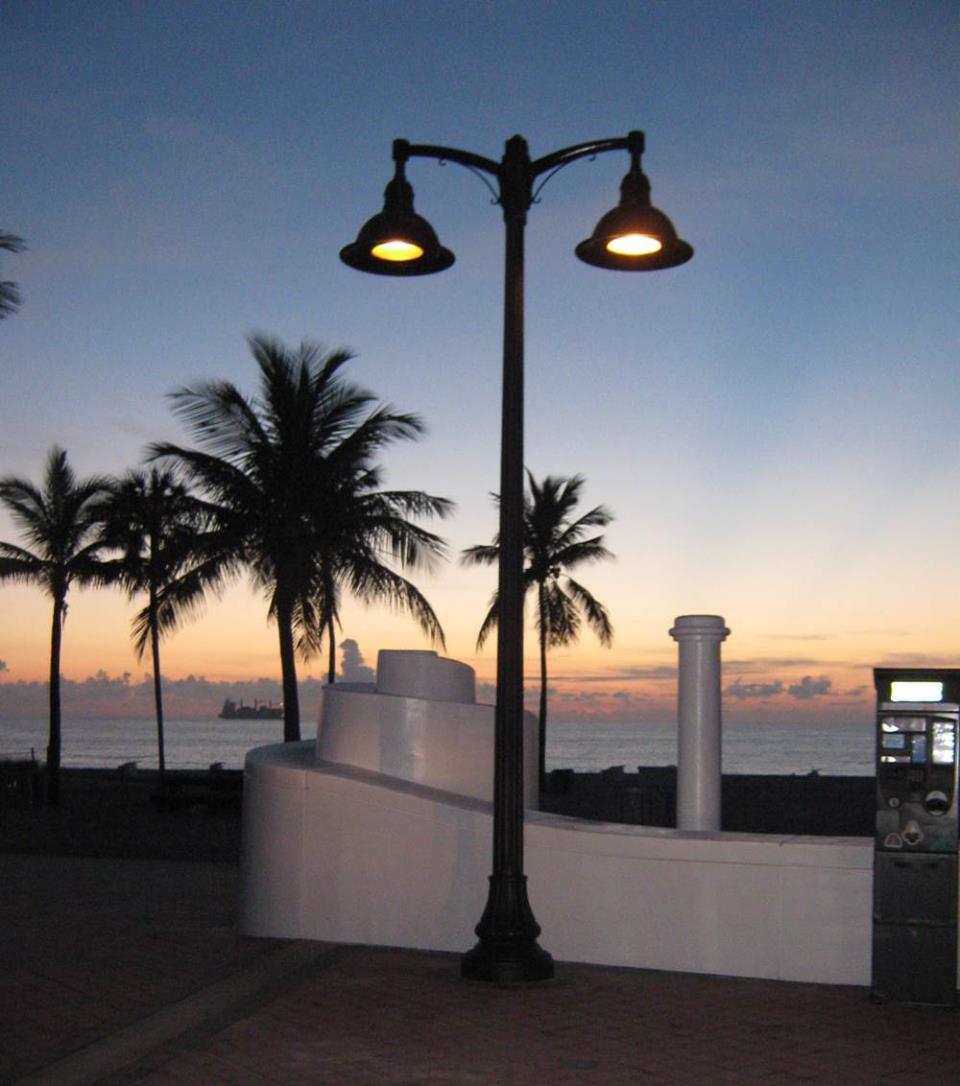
[
  {"x1": 605, "y1": 233, "x2": 662, "y2": 256},
  {"x1": 371, "y1": 239, "x2": 424, "y2": 262}
]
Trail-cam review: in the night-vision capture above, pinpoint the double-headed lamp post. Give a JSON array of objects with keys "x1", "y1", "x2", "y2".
[{"x1": 341, "y1": 131, "x2": 692, "y2": 983}]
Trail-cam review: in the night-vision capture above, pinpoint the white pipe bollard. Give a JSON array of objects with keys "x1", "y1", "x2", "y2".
[{"x1": 669, "y1": 614, "x2": 730, "y2": 831}]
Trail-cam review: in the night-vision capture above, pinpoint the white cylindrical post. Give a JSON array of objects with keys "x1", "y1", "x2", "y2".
[{"x1": 669, "y1": 614, "x2": 730, "y2": 831}]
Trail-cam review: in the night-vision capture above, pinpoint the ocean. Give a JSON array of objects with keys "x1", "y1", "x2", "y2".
[{"x1": 0, "y1": 716, "x2": 876, "y2": 777}]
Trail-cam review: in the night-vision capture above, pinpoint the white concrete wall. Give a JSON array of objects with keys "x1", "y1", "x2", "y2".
[{"x1": 241, "y1": 743, "x2": 882, "y2": 985}]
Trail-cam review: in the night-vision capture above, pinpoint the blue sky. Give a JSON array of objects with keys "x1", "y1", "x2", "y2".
[{"x1": 1, "y1": 1, "x2": 958, "y2": 723}]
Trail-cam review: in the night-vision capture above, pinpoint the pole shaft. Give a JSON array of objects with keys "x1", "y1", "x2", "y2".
[
  {"x1": 492, "y1": 193, "x2": 526, "y2": 876},
  {"x1": 462, "y1": 136, "x2": 553, "y2": 981}
]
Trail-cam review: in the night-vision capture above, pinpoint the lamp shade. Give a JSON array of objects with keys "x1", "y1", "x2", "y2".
[
  {"x1": 340, "y1": 174, "x2": 454, "y2": 276},
  {"x1": 575, "y1": 165, "x2": 693, "y2": 271}
]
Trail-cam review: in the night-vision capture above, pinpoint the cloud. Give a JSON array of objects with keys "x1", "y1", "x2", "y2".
[
  {"x1": 0, "y1": 659, "x2": 6, "y2": 674},
  {"x1": 565, "y1": 666, "x2": 677, "y2": 683},
  {"x1": 787, "y1": 675, "x2": 832, "y2": 700},
  {"x1": 725, "y1": 678, "x2": 785, "y2": 700},
  {"x1": 80, "y1": 669, "x2": 132, "y2": 690},
  {"x1": 477, "y1": 681, "x2": 497, "y2": 703},
  {"x1": 762, "y1": 634, "x2": 828, "y2": 642},
  {"x1": 842, "y1": 686, "x2": 868, "y2": 698},
  {"x1": 725, "y1": 657, "x2": 830, "y2": 672},
  {"x1": 0, "y1": 671, "x2": 296, "y2": 720},
  {"x1": 878, "y1": 653, "x2": 960, "y2": 667},
  {"x1": 339, "y1": 639, "x2": 375, "y2": 684},
  {"x1": 471, "y1": 680, "x2": 659, "y2": 722}
]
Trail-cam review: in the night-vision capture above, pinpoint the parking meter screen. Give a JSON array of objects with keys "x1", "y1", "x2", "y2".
[
  {"x1": 890, "y1": 680, "x2": 944, "y2": 702},
  {"x1": 932, "y1": 721, "x2": 956, "y2": 766}
]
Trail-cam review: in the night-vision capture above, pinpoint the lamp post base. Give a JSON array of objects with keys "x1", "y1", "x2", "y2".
[{"x1": 460, "y1": 874, "x2": 555, "y2": 983}]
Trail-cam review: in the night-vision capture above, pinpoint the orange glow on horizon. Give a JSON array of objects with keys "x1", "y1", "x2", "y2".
[{"x1": 0, "y1": 564, "x2": 955, "y2": 730}]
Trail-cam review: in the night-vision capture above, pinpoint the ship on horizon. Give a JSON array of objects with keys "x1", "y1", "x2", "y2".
[{"x1": 218, "y1": 698, "x2": 283, "y2": 721}]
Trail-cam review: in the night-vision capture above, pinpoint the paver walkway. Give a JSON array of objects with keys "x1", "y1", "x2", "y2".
[{"x1": 2, "y1": 854, "x2": 958, "y2": 1084}]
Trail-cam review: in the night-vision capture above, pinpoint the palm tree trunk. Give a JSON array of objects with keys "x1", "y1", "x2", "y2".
[
  {"x1": 538, "y1": 580, "x2": 548, "y2": 795},
  {"x1": 47, "y1": 594, "x2": 64, "y2": 806},
  {"x1": 149, "y1": 597, "x2": 166, "y2": 783},
  {"x1": 276, "y1": 597, "x2": 301, "y2": 742},
  {"x1": 327, "y1": 612, "x2": 337, "y2": 684}
]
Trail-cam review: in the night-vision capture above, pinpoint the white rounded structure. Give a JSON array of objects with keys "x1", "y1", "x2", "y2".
[
  {"x1": 670, "y1": 615, "x2": 730, "y2": 831},
  {"x1": 317, "y1": 649, "x2": 537, "y2": 806},
  {"x1": 374, "y1": 649, "x2": 476, "y2": 703}
]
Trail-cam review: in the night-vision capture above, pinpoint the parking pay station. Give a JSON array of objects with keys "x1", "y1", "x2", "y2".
[{"x1": 873, "y1": 668, "x2": 959, "y2": 1005}]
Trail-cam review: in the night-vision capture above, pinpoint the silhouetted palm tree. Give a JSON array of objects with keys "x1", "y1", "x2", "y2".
[
  {"x1": 0, "y1": 448, "x2": 110, "y2": 803},
  {"x1": 462, "y1": 471, "x2": 614, "y2": 787},
  {"x1": 98, "y1": 467, "x2": 216, "y2": 782},
  {"x1": 0, "y1": 231, "x2": 26, "y2": 318},
  {"x1": 151, "y1": 335, "x2": 452, "y2": 741}
]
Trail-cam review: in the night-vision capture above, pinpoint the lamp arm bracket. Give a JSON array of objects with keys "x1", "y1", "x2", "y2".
[
  {"x1": 449, "y1": 161, "x2": 501, "y2": 206},
  {"x1": 397, "y1": 140, "x2": 503, "y2": 206},
  {"x1": 388, "y1": 130, "x2": 647, "y2": 217},
  {"x1": 530, "y1": 160, "x2": 584, "y2": 205},
  {"x1": 530, "y1": 134, "x2": 637, "y2": 179},
  {"x1": 404, "y1": 143, "x2": 502, "y2": 180}
]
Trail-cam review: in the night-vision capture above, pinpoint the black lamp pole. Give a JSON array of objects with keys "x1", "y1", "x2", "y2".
[
  {"x1": 464, "y1": 134, "x2": 547, "y2": 982},
  {"x1": 342, "y1": 132, "x2": 692, "y2": 983}
]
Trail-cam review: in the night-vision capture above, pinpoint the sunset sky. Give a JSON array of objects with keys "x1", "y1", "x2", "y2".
[{"x1": 1, "y1": 1, "x2": 958, "y2": 725}]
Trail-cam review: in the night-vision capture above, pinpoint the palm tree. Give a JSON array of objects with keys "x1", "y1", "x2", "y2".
[
  {"x1": 98, "y1": 467, "x2": 216, "y2": 783},
  {"x1": 0, "y1": 448, "x2": 110, "y2": 804},
  {"x1": 310, "y1": 466, "x2": 456, "y2": 685},
  {"x1": 462, "y1": 471, "x2": 615, "y2": 788},
  {"x1": 151, "y1": 335, "x2": 452, "y2": 742},
  {"x1": 0, "y1": 231, "x2": 26, "y2": 318}
]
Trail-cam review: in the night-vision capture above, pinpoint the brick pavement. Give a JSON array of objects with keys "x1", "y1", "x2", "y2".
[
  {"x1": 0, "y1": 856, "x2": 270, "y2": 1083},
  {"x1": 2, "y1": 854, "x2": 959, "y2": 1085}
]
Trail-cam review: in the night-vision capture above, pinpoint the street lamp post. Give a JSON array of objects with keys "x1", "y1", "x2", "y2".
[{"x1": 342, "y1": 131, "x2": 692, "y2": 983}]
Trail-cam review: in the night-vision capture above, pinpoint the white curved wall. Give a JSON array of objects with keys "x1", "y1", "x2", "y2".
[{"x1": 241, "y1": 743, "x2": 884, "y2": 985}]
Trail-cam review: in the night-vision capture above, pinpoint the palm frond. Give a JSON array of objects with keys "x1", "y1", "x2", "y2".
[
  {"x1": 0, "y1": 282, "x2": 22, "y2": 318},
  {"x1": 541, "y1": 581, "x2": 581, "y2": 648},
  {"x1": 476, "y1": 592, "x2": 499, "y2": 650},
  {"x1": 552, "y1": 504, "x2": 614, "y2": 552},
  {"x1": 0, "y1": 543, "x2": 44, "y2": 583},
  {"x1": 565, "y1": 577, "x2": 614, "y2": 646},
  {"x1": 165, "y1": 380, "x2": 267, "y2": 465},
  {"x1": 460, "y1": 543, "x2": 500, "y2": 567},
  {"x1": 550, "y1": 536, "x2": 615, "y2": 570},
  {"x1": 346, "y1": 558, "x2": 446, "y2": 648},
  {"x1": 0, "y1": 232, "x2": 26, "y2": 253},
  {"x1": 0, "y1": 233, "x2": 25, "y2": 319}
]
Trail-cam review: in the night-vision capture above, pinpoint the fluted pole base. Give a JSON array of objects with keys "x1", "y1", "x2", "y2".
[{"x1": 461, "y1": 874, "x2": 555, "y2": 983}]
